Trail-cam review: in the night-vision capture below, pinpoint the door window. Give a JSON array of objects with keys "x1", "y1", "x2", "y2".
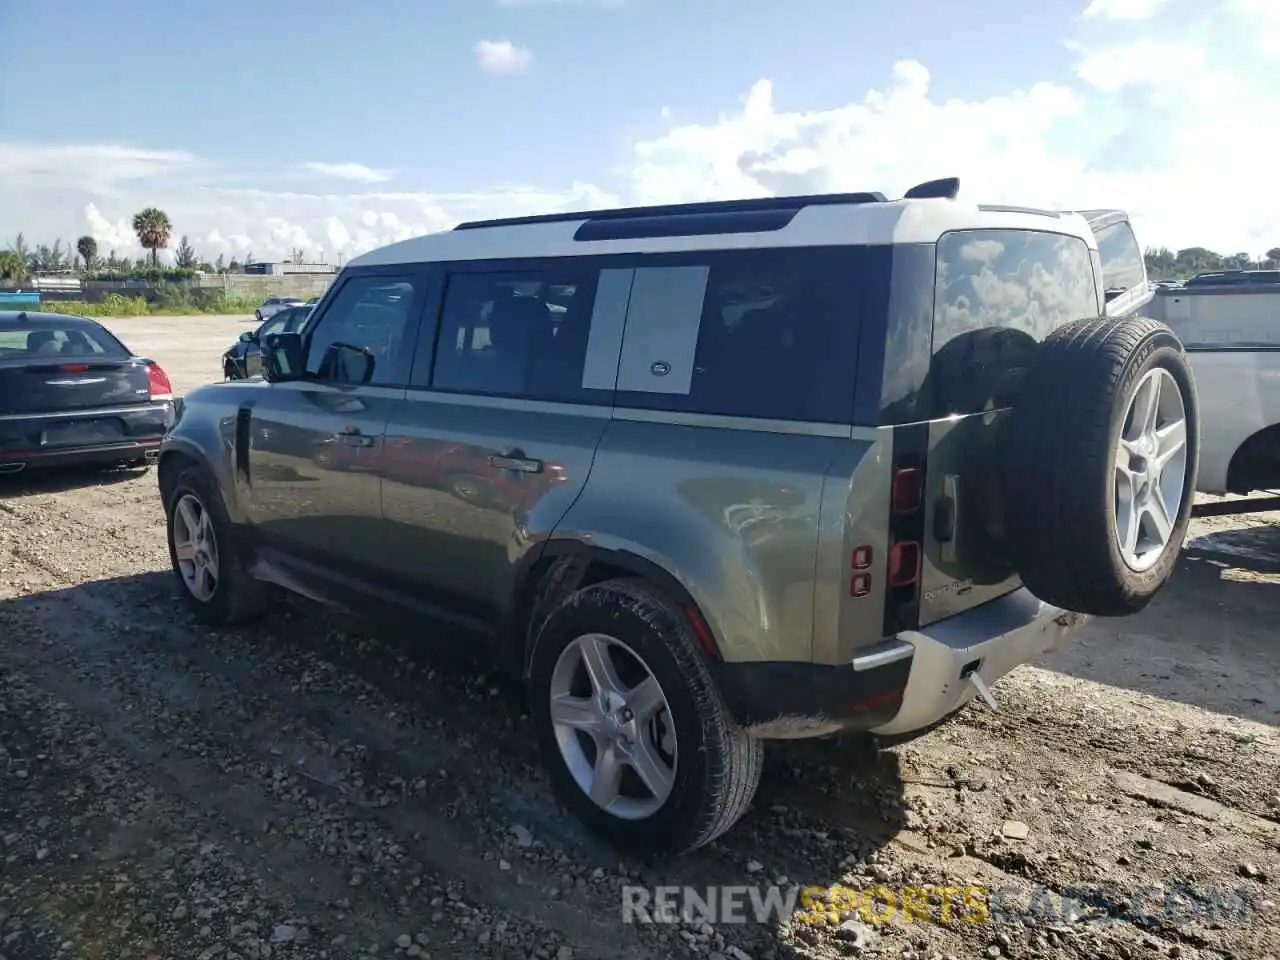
[
  {"x1": 1093, "y1": 220, "x2": 1146, "y2": 298},
  {"x1": 427, "y1": 267, "x2": 610, "y2": 404},
  {"x1": 303, "y1": 275, "x2": 421, "y2": 386}
]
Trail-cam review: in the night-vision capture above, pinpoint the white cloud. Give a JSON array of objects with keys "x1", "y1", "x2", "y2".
[
  {"x1": 1081, "y1": 0, "x2": 1171, "y2": 20},
  {"x1": 1233, "y1": 0, "x2": 1280, "y2": 55},
  {"x1": 475, "y1": 39, "x2": 533, "y2": 74},
  {"x1": 3, "y1": 0, "x2": 1280, "y2": 264},
  {"x1": 303, "y1": 162, "x2": 393, "y2": 183}
]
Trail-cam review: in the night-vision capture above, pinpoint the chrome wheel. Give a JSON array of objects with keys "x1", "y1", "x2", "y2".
[
  {"x1": 548, "y1": 633, "x2": 677, "y2": 820},
  {"x1": 1114, "y1": 367, "x2": 1188, "y2": 572},
  {"x1": 172, "y1": 493, "x2": 220, "y2": 602}
]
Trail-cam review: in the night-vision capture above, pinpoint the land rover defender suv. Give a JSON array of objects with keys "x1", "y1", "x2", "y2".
[{"x1": 158, "y1": 177, "x2": 1200, "y2": 855}]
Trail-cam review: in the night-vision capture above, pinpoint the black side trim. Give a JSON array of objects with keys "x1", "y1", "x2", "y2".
[
  {"x1": 573, "y1": 209, "x2": 797, "y2": 242},
  {"x1": 714, "y1": 657, "x2": 911, "y2": 732},
  {"x1": 235, "y1": 406, "x2": 252, "y2": 484},
  {"x1": 882, "y1": 421, "x2": 929, "y2": 636},
  {"x1": 253, "y1": 544, "x2": 499, "y2": 639},
  {"x1": 452, "y1": 191, "x2": 888, "y2": 231}
]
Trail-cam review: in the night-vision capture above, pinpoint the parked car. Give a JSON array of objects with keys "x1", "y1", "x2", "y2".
[
  {"x1": 0, "y1": 311, "x2": 175, "y2": 475},
  {"x1": 157, "y1": 179, "x2": 1200, "y2": 856},
  {"x1": 223, "y1": 305, "x2": 312, "y2": 380},
  {"x1": 254, "y1": 297, "x2": 305, "y2": 322}
]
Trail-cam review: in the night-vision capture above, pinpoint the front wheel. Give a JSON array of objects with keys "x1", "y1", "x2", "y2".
[
  {"x1": 528, "y1": 578, "x2": 762, "y2": 856},
  {"x1": 165, "y1": 466, "x2": 271, "y2": 625}
]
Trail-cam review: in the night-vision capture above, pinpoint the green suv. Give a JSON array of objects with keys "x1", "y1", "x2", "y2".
[{"x1": 158, "y1": 178, "x2": 1200, "y2": 855}]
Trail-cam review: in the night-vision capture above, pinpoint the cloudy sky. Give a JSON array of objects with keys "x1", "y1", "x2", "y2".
[{"x1": 1, "y1": 0, "x2": 1277, "y2": 265}]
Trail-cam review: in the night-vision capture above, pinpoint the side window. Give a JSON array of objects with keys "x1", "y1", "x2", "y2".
[
  {"x1": 426, "y1": 267, "x2": 610, "y2": 404},
  {"x1": 611, "y1": 247, "x2": 861, "y2": 423},
  {"x1": 931, "y1": 229, "x2": 1099, "y2": 417},
  {"x1": 258, "y1": 313, "x2": 289, "y2": 337},
  {"x1": 303, "y1": 275, "x2": 420, "y2": 386},
  {"x1": 1094, "y1": 220, "x2": 1146, "y2": 296}
]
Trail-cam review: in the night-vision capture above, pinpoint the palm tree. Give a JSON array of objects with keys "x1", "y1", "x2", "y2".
[
  {"x1": 0, "y1": 249, "x2": 28, "y2": 283},
  {"x1": 132, "y1": 207, "x2": 173, "y2": 267},
  {"x1": 76, "y1": 235, "x2": 98, "y2": 272}
]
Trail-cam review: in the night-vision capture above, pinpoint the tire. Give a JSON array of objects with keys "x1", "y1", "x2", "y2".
[
  {"x1": 1000, "y1": 316, "x2": 1199, "y2": 616},
  {"x1": 164, "y1": 465, "x2": 272, "y2": 626},
  {"x1": 528, "y1": 577, "x2": 763, "y2": 857}
]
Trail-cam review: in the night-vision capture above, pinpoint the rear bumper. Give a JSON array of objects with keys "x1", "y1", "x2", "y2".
[
  {"x1": 0, "y1": 401, "x2": 174, "y2": 472},
  {"x1": 714, "y1": 588, "x2": 1088, "y2": 740},
  {"x1": 868, "y1": 588, "x2": 1087, "y2": 736},
  {"x1": 0, "y1": 440, "x2": 161, "y2": 473}
]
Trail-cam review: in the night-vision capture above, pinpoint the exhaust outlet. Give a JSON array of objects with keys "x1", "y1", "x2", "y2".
[{"x1": 0, "y1": 461, "x2": 27, "y2": 475}]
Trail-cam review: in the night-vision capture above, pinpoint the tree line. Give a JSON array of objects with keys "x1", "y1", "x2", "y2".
[
  {"x1": 1145, "y1": 246, "x2": 1280, "y2": 281},
  {"x1": 0, "y1": 206, "x2": 315, "y2": 284}
]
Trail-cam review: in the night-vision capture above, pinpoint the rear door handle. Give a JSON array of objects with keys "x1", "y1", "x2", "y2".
[
  {"x1": 338, "y1": 427, "x2": 375, "y2": 448},
  {"x1": 488, "y1": 451, "x2": 543, "y2": 473}
]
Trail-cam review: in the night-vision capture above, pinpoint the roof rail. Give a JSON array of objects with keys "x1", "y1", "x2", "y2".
[
  {"x1": 903, "y1": 177, "x2": 959, "y2": 200},
  {"x1": 452, "y1": 191, "x2": 889, "y2": 231}
]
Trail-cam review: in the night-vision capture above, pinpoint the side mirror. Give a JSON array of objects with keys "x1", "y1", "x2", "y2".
[
  {"x1": 239, "y1": 331, "x2": 255, "y2": 343},
  {"x1": 262, "y1": 332, "x2": 305, "y2": 382},
  {"x1": 319, "y1": 341, "x2": 375, "y2": 386}
]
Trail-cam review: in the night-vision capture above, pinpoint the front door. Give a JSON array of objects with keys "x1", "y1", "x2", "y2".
[
  {"x1": 379, "y1": 261, "x2": 619, "y2": 620},
  {"x1": 244, "y1": 269, "x2": 427, "y2": 575}
]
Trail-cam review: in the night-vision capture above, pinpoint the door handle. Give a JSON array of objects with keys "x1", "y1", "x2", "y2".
[
  {"x1": 488, "y1": 450, "x2": 543, "y2": 473},
  {"x1": 337, "y1": 427, "x2": 375, "y2": 448}
]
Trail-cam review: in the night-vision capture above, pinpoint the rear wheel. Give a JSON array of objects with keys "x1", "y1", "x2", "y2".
[
  {"x1": 1001, "y1": 317, "x2": 1198, "y2": 615},
  {"x1": 528, "y1": 578, "x2": 762, "y2": 856},
  {"x1": 164, "y1": 466, "x2": 271, "y2": 625}
]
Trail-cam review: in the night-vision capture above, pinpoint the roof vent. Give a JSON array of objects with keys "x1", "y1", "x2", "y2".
[{"x1": 903, "y1": 177, "x2": 960, "y2": 201}]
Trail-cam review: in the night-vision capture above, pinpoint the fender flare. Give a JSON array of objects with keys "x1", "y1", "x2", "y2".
[{"x1": 508, "y1": 540, "x2": 723, "y2": 677}]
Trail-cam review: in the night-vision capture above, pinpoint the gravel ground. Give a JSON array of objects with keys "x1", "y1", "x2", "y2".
[{"x1": 1, "y1": 316, "x2": 1277, "y2": 960}]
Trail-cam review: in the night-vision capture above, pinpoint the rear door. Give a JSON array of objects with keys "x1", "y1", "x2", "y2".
[
  {"x1": 917, "y1": 228, "x2": 1102, "y2": 627},
  {"x1": 379, "y1": 260, "x2": 615, "y2": 620}
]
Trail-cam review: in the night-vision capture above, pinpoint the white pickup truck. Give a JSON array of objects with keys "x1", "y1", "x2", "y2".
[{"x1": 1081, "y1": 209, "x2": 1280, "y2": 503}]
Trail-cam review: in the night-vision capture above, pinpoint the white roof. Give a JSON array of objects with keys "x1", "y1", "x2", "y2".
[{"x1": 348, "y1": 197, "x2": 1099, "y2": 268}]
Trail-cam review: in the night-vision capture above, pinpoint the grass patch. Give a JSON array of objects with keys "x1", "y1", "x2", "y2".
[{"x1": 30, "y1": 289, "x2": 264, "y2": 318}]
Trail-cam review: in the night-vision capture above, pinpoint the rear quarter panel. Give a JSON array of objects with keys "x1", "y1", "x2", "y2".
[{"x1": 553, "y1": 416, "x2": 847, "y2": 664}]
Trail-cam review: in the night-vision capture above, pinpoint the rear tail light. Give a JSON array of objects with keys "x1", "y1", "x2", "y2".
[
  {"x1": 147, "y1": 361, "x2": 174, "y2": 401},
  {"x1": 57, "y1": 363, "x2": 91, "y2": 373},
  {"x1": 850, "y1": 545, "x2": 873, "y2": 597},
  {"x1": 892, "y1": 465, "x2": 923, "y2": 515},
  {"x1": 889, "y1": 540, "x2": 922, "y2": 587}
]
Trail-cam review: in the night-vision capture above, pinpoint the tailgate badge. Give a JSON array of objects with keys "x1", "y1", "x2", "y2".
[{"x1": 968, "y1": 674, "x2": 1000, "y2": 712}]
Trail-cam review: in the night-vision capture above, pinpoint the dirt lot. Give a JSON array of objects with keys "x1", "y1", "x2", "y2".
[{"x1": 1, "y1": 315, "x2": 1277, "y2": 960}]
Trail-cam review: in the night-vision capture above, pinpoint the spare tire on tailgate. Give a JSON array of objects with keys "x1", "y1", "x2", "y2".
[{"x1": 1000, "y1": 316, "x2": 1199, "y2": 616}]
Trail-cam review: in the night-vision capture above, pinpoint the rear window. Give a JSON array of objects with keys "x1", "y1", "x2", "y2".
[
  {"x1": 0, "y1": 323, "x2": 128, "y2": 360},
  {"x1": 608, "y1": 247, "x2": 862, "y2": 423},
  {"x1": 931, "y1": 229, "x2": 1099, "y2": 417}
]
